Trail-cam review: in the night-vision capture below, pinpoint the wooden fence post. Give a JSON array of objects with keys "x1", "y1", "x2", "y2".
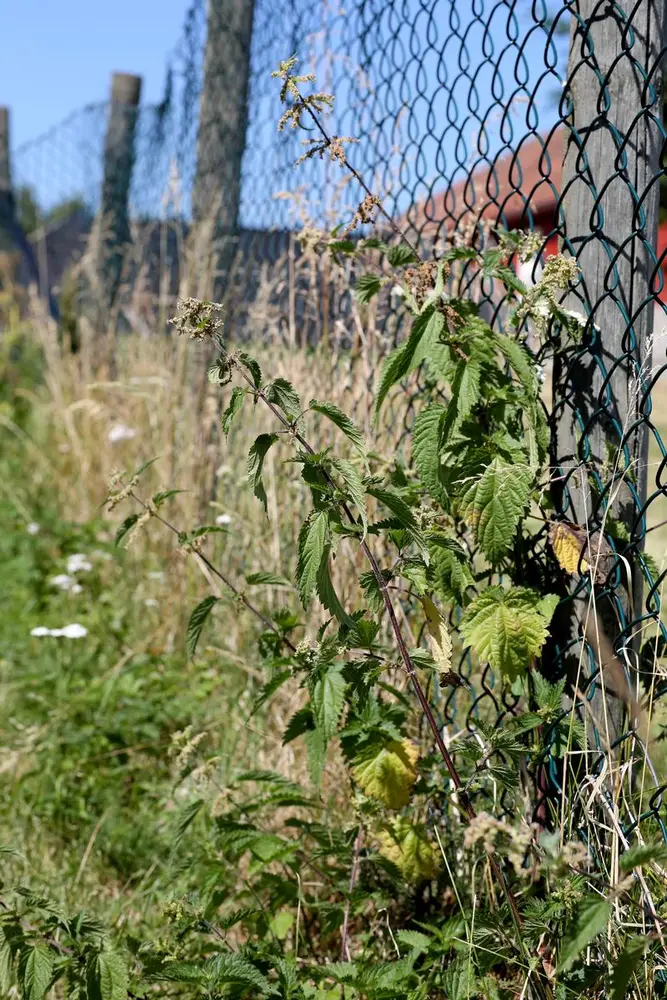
[
  {"x1": 551, "y1": 1, "x2": 666, "y2": 738},
  {"x1": 98, "y1": 72, "x2": 142, "y2": 307},
  {"x1": 191, "y1": 0, "x2": 256, "y2": 299}
]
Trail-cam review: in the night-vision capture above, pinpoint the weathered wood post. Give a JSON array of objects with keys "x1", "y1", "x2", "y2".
[
  {"x1": 98, "y1": 72, "x2": 142, "y2": 307},
  {"x1": 551, "y1": 0, "x2": 666, "y2": 739},
  {"x1": 191, "y1": 0, "x2": 256, "y2": 299}
]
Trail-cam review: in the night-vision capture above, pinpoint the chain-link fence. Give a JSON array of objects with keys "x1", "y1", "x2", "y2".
[{"x1": 2, "y1": 0, "x2": 666, "y2": 849}]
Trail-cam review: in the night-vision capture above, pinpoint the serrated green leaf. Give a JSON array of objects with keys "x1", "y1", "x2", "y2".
[
  {"x1": 87, "y1": 951, "x2": 129, "y2": 1000},
  {"x1": 186, "y1": 595, "x2": 218, "y2": 659},
  {"x1": 310, "y1": 399, "x2": 366, "y2": 454},
  {"x1": 558, "y1": 896, "x2": 611, "y2": 973},
  {"x1": 375, "y1": 308, "x2": 443, "y2": 414},
  {"x1": 236, "y1": 350, "x2": 262, "y2": 388},
  {"x1": 460, "y1": 586, "x2": 551, "y2": 681},
  {"x1": 247, "y1": 433, "x2": 279, "y2": 513},
  {"x1": 205, "y1": 953, "x2": 272, "y2": 994},
  {"x1": 413, "y1": 405, "x2": 447, "y2": 506},
  {"x1": 619, "y1": 841, "x2": 667, "y2": 872},
  {"x1": 305, "y1": 727, "x2": 326, "y2": 786},
  {"x1": 152, "y1": 489, "x2": 185, "y2": 508},
  {"x1": 428, "y1": 535, "x2": 474, "y2": 606},
  {"x1": 316, "y1": 550, "x2": 353, "y2": 626},
  {"x1": 0, "y1": 925, "x2": 13, "y2": 993},
  {"x1": 610, "y1": 936, "x2": 647, "y2": 1000},
  {"x1": 386, "y1": 244, "x2": 418, "y2": 266},
  {"x1": 442, "y1": 955, "x2": 476, "y2": 1000},
  {"x1": 155, "y1": 961, "x2": 205, "y2": 984},
  {"x1": 312, "y1": 666, "x2": 346, "y2": 741},
  {"x1": 245, "y1": 571, "x2": 291, "y2": 588},
  {"x1": 367, "y1": 488, "x2": 417, "y2": 530},
  {"x1": 296, "y1": 511, "x2": 328, "y2": 608},
  {"x1": 265, "y1": 378, "x2": 301, "y2": 423},
  {"x1": 493, "y1": 332, "x2": 538, "y2": 397},
  {"x1": 354, "y1": 273, "x2": 383, "y2": 303},
  {"x1": 19, "y1": 945, "x2": 53, "y2": 1000},
  {"x1": 173, "y1": 799, "x2": 204, "y2": 849},
  {"x1": 329, "y1": 457, "x2": 367, "y2": 533},
  {"x1": 222, "y1": 386, "x2": 246, "y2": 435},
  {"x1": 114, "y1": 514, "x2": 139, "y2": 547},
  {"x1": 459, "y1": 458, "x2": 532, "y2": 562},
  {"x1": 396, "y1": 929, "x2": 432, "y2": 954}
]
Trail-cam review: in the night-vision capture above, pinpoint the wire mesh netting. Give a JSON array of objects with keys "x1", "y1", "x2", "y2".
[{"x1": 3, "y1": 0, "x2": 667, "y2": 849}]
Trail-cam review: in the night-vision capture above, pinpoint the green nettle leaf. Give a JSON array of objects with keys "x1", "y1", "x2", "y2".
[
  {"x1": 329, "y1": 457, "x2": 367, "y2": 533},
  {"x1": 493, "y1": 332, "x2": 538, "y2": 397},
  {"x1": 316, "y1": 550, "x2": 354, "y2": 626},
  {"x1": 310, "y1": 399, "x2": 366, "y2": 455},
  {"x1": 375, "y1": 308, "x2": 443, "y2": 414},
  {"x1": 205, "y1": 953, "x2": 272, "y2": 994},
  {"x1": 87, "y1": 951, "x2": 129, "y2": 1000},
  {"x1": 353, "y1": 739, "x2": 418, "y2": 808},
  {"x1": 264, "y1": 378, "x2": 302, "y2": 423},
  {"x1": 459, "y1": 458, "x2": 532, "y2": 562},
  {"x1": 412, "y1": 404, "x2": 447, "y2": 506},
  {"x1": 460, "y1": 586, "x2": 553, "y2": 681},
  {"x1": 610, "y1": 936, "x2": 647, "y2": 1000},
  {"x1": 354, "y1": 273, "x2": 383, "y2": 303},
  {"x1": 296, "y1": 510, "x2": 328, "y2": 608},
  {"x1": 236, "y1": 350, "x2": 262, "y2": 388},
  {"x1": 222, "y1": 386, "x2": 246, "y2": 435},
  {"x1": 396, "y1": 930, "x2": 432, "y2": 955},
  {"x1": 386, "y1": 244, "x2": 418, "y2": 267},
  {"x1": 245, "y1": 571, "x2": 292, "y2": 587},
  {"x1": 0, "y1": 926, "x2": 13, "y2": 993},
  {"x1": 306, "y1": 727, "x2": 326, "y2": 786},
  {"x1": 557, "y1": 896, "x2": 611, "y2": 973},
  {"x1": 19, "y1": 945, "x2": 53, "y2": 1000},
  {"x1": 367, "y1": 488, "x2": 417, "y2": 530},
  {"x1": 428, "y1": 535, "x2": 474, "y2": 606},
  {"x1": 247, "y1": 433, "x2": 279, "y2": 513},
  {"x1": 619, "y1": 841, "x2": 667, "y2": 871},
  {"x1": 186, "y1": 595, "x2": 219, "y2": 659},
  {"x1": 441, "y1": 956, "x2": 477, "y2": 1000},
  {"x1": 114, "y1": 514, "x2": 139, "y2": 547},
  {"x1": 312, "y1": 665, "x2": 346, "y2": 741}
]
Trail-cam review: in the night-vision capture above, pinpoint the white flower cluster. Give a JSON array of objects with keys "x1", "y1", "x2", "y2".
[
  {"x1": 49, "y1": 552, "x2": 93, "y2": 595},
  {"x1": 107, "y1": 423, "x2": 137, "y2": 444},
  {"x1": 31, "y1": 623, "x2": 88, "y2": 639}
]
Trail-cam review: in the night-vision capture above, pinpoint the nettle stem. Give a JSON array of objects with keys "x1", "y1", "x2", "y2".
[
  {"x1": 130, "y1": 492, "x2": 296, "y2": 652},
  {"x1": 228, "y1": 355, "x2": 542, "y2": 966}
]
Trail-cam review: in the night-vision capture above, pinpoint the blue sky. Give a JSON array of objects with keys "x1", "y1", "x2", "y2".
[{"x1": 0, "y1": 0, "x2": 189, "y2": 149}]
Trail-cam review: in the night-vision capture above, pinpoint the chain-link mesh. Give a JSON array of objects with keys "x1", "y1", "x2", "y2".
[{"x1": 3, "y1": 0, "x2": 666, "y2": 845}]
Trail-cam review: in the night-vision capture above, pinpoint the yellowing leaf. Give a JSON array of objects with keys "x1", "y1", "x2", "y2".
[
  {"x1": 548, "y1": 521, "x2": 589, "y2": 575},
  {"x1": 353, "y1": 740, "x2": 418, "y2": 809},
  {"x1": 378, "y1": 817, "x2": 440, "y2": 881},
  {"x1": 420, "y1": 596, "x2": 452, "y2": 675}
]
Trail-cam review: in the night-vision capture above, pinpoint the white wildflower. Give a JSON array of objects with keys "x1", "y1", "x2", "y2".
[
  {"x1": 147, "y1": 571, "x2": 164, "y2": 581},
  {"x1": 29, "y1": 623, "x2": 88, "y2": 638},
  {"x1": 50, "y1": 574, "x2": 76, "y2": 591},
  {"x1": 66, "y1": 553, "x2": 92, "y2": 574},
  {"x1": 71, "y1": 584, "x2": 83, "y2": 595},
  {"x1": 144, "y1": 598, "x2": 159, "y2": 608},
  {"x1": 27, "y1": 523, "x2": 41, "y2": 535},
  {"x1": 57, "y1": 624, "x2": 88, "y2": 639},
  {"x1": 215, "y1": 514, "x2": 232, "y2": 526},
  {"x1": 108, "y1": 423, "x2": 137, "y2": 444}
]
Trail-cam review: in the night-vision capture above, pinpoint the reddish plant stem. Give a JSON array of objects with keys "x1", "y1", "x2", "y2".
[{"x1": 231, "y1": 359, "x2": 530, "y2": 937}]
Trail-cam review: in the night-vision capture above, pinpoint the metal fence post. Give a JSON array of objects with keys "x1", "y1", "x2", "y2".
[
  {"x1": 191, "y1": 0, "x2": 256, "y2": 299},
  {"x1": 98, "y1": 72, "x2": 142, "y2": 307},
  {"x1": 551, "y1": 1, "x2": 666, "y2": 736}
]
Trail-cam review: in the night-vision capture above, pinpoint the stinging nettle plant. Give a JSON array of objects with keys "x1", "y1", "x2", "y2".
[{"x1": 101, "y1": 56, "x2": 667, "y2": 1000}]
